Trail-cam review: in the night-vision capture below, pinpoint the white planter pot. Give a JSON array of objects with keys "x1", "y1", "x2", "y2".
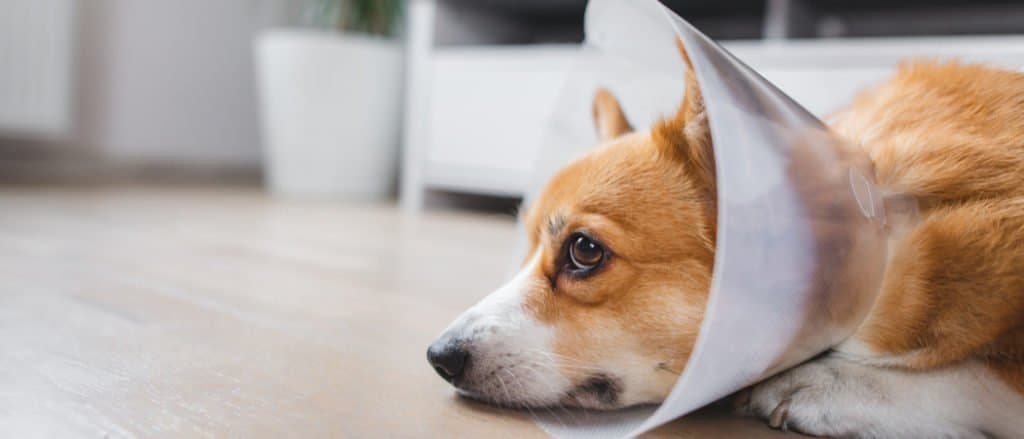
[{"x1": 256, "y1": 30, "x2": 403, "y2": 199}]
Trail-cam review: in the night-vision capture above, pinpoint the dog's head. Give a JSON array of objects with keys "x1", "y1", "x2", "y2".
[{"x1": 427, "y1": 47, "x2": 716, "y2": 409}]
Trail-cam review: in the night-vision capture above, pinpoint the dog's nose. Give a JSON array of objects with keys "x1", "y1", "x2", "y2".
[{"x1": 427, "y1": 341, "x2": 469, "y2": 383}]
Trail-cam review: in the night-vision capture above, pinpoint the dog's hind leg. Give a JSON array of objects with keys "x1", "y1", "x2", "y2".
[{"x1": 837, "y1": 199, "x2": 1024, "y2": 373}]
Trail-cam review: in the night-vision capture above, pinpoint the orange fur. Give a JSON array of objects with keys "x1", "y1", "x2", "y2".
[
  {"x1": 832, "y1": 62, "x2": 1024, "y2": 390},
  {"x1": 592, "y1": 88, "x2": 633, "y2": 141}
]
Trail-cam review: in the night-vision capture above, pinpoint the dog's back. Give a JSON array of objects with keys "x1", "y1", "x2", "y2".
[{"x1": 832, "y1": 61, "x2": 1024, "y2": 204}]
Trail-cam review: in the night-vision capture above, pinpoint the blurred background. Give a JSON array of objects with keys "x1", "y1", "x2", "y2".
[{"x1": 3, "y1": 0, "x2": 1024, "y2": 209}]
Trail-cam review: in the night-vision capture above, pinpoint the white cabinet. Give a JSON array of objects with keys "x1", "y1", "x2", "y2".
[{"x1": 401, "y1": 0, "x2": 1024, "y2": 207}]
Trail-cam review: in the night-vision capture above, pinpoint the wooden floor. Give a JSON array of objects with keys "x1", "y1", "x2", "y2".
[{"x1": 0, "y1": 186, "x2": 787, "y2": 437}]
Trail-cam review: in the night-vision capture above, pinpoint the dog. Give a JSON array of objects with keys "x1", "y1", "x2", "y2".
[{"x1": 427, "y1": 43, "x2": 1024, "y2": 437}]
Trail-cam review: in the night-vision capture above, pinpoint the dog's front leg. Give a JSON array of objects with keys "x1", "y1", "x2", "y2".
[{"x1": 734, "y1": 354, "x2": 1020, "y2": 438}]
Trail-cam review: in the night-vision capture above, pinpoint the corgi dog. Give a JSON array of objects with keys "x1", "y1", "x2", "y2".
[{"x1": 427, "y1": 43, "x2": 1024, "y2": 437}]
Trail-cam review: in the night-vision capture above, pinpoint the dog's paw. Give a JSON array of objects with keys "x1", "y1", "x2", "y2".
[{"x1": 734, "y1": 357, "x2": 876, "y2": 437}]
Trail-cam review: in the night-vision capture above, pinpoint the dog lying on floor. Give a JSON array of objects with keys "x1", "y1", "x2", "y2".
[{"x1": 427, "y1": 44, "x2": 1024, "y2": 437}]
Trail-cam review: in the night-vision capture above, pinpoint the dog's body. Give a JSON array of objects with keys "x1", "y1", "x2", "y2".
[
  {"x1": 740, "y1": 61, "x2": 1024, "y2": 437},
  {"x1": 429, "y1": 55, "x2": 1024, "y2": 437}
]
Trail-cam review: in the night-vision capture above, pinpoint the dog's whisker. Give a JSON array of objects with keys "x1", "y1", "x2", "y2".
[
  {"x1": 511, "y1": 362, "x2": 595, "y2": 422},
  {"x1": 504, "y1": 368, "x2": 579, "y2": 428},
  {"x1": 502, "y1": 369, "x2": 557, "y2": 425},
  {"x1": 519, "y1": 351, "x2": 610, "y2": 371},
  {"x1": 656, "y1": 362, "x2": 682, "y2": 374}
]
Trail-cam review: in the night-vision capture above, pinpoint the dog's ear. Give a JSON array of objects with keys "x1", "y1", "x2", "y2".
[
  {"x1": 654, "y1": 38, "x2": 715, "y2": 198},
  {"x1": 592, "y1": 88, "x2": 633, "y2": 141}
]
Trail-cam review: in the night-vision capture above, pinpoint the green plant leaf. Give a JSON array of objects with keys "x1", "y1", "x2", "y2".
[{"x1": 307, "y1": 0, "x2": 403, "y2": 37}]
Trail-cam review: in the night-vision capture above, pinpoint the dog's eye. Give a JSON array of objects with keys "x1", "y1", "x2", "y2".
[{"x1": 568, "y1": 234, "x2": 604, "y2": 272}]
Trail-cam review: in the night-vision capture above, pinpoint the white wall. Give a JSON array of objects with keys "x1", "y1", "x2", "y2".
[
  {"x1": 0, "y1": 0, "x2": 74, "y2": 136},
  {"x1": 75, "y1": 0, "x2": 294, "y2": 167}
]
